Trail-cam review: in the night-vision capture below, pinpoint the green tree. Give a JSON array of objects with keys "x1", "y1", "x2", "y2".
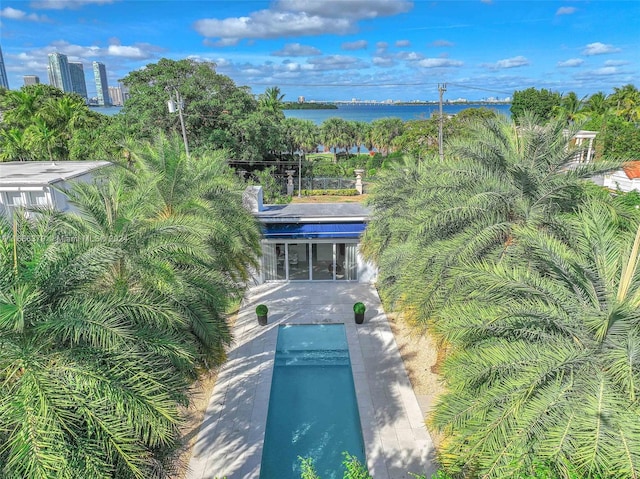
[
  {"x1": 609, "y1": 84, "x2": 640, "y2": 122},
  {"x1": 0, "y1": 212, "x2": 190, "y2": 478},
  {"x1": 0, "y1": 128, "x2": 32, "y2": 161},
  {"x1": 350, "y1": 121, "x2": 371, "y2": 155},
  {"x1": 510, "y1": 87, "x2": 562, "y2": 123},
  {"x1": 25, "y1": 117, "x2": 60, "y2": 161},
  {"x1": 431, "y1": 202, "x2": 640, "y2": 478},
  {"x1": 259, "y1": 86, "x2": 285, "y2": 117},
  {"x1": 370, "y1": 117, "x2": 404, "y2": 155},
  {"x1": 553, "y1": 91, "x2": 586, "y2": 125},
  {"x1": 0, "y1": 140, "x2": 262, "y2": 478},
  {"x1": 118, "y1": 58, "x2": 265, "y2": 161},
  {"x1": 320, "y1": 117, "x2": 352, "y2": 162},
  {"x1": 584, "y1": 91, "x2": 610, "y2": 117},
  {"x1": 0, "y1": 85, "x2": 104, "y2": 162},
  {"x1": 362, "y1": 113, "x2": 621, "y2": 320}
]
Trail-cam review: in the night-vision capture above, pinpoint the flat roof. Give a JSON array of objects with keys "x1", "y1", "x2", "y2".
[
  {"x1": 254, "y1": 202, "x2": 371, "y2": 223},
  {"x1": 0, "y1": 161, "x2": 112, "y2": 186}
]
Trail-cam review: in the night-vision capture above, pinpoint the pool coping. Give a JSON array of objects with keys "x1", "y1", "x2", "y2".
[{"x1": 186, "y1": 282, "x2": 437, "y2": 479}]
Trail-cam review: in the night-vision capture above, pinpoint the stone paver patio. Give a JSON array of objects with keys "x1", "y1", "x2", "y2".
[{"x1": 186, "y1": 282, "x2": 436, "y2": 479}]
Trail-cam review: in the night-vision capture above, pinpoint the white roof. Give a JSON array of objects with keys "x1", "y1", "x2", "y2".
[{"x1": 0, "y1": 161, "x2": 111, "y2": 186}]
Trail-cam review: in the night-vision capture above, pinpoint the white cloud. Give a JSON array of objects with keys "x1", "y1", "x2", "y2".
[
  {"x1": 431, "y1": 39, "x2": 453, "y2": 47},
  {"x1": 30, "y1": 0, "x2": 116, "y2": 9},
  {"x1": 591, "y1": 66, "x2": 620, "y2": 76},
  {"x1": 604, "y1": 59, "x2": 629, "y2": 66},
  {"x1": 373, "y1": 56, "x2": 396, "y2": 67},
  {"x1": 274, "y1": 0, "x2": 413, "y2": 19},
  {"x1": 194, "y1": 0, "x2": 412, "y2": 44},
  {"x1": 557, "y1": 58, "x2": 584, "y2": 67},
  {"x1": 418, "y1": 58, "x2": 463, "y2": 68},
  {"x1": 307, "y1": 54, "x2": 369, "y2": 71},
  {"x1": 107, "y1": 45, "x2": 150, "y2": 59},
  {"x1": 272, "y1": 43, "x2": 322, "y2": 57},
  {"x1": 397, "y1": 51, "x2": 424, "y2": 61},
  {"x1": 0, "y1": 7, "x2": 49, "y2": 21},
  {"x1": 582, "y1": 42, "x2": 620, "y2": 55},
  {"x1": 194, "y1": 11, "x2": 353, "y2": 43},
  {"x1": 375, "y1": 41, "x2": 388, "y2": 54},
  {"x1": 342, "y1": 40, "x2": 368, "y2": 51},
  {"x1": 556, "y1": 6, "x2": 577, "y2": 15},
  {"x1": 484, "y1": 56, "x2": 529, "y2": 69},
  {"x1": 395, "y1": 39, "x2": 411, "y2": 47}
]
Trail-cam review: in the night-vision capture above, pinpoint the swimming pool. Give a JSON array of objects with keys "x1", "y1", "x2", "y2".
[{"x1": 260, "y1": 324, "x2": 366, "y2": 479}]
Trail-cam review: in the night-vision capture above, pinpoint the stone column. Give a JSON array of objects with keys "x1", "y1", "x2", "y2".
[
  {"x1": 285, "y1": 170, "x2": 296, "y2": 196},
  {"x1": 354, "y1": 169, "x2": 365, "y2": 195}
]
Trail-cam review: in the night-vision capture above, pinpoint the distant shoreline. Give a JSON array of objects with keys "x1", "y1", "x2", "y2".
[{"x1": 285, "y1": 101, "x2": 510, "y2": 110}]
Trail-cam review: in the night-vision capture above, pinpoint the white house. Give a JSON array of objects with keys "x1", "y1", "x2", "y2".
[
  {"x1": 602, "y1": 161, "x2": 640, "y2": 193},
  {"x1": 0, "y1": 161, "x2": 111, "y2": 218},
  {"x1": 244, "y1": 186, "x2": 377, "y2": 284}
]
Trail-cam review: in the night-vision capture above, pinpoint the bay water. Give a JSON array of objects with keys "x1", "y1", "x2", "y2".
[{"x1": 93, "y1": 103, "x2": 511, "y2": 124}]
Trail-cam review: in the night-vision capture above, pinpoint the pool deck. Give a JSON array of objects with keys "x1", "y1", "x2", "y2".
[{"x1": 186, "y1": 282, "x2": 437, "y2": 479}]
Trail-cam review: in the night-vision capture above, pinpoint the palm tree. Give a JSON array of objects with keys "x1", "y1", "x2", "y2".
[
  {"x1": 0, "y1": 212, "x2": 190, "y2": 479},
  {"x1": 320, "y1": 117, "x2": 351, "y2": 162},
  {"x1": 258, "y1": 86, "x2": 285, "y2": 117},
  {"x1": 0, "y1": 128, "x2": 32, "y2": 161},
  {"x1": 430, "y1": 202, "x2": 640, "y2": 478},
  {"x1": 584, "y1": 91, "x2": 610, "y2": 117},
  {"x1": 370, "y1": 117, "x2": 404, "y2": 155},
  {"x1": 25, "y1": 117, "x2": 60, "y2": 161},
  {"x1": 350, "y1": 121, "x2": 370, "y2": 155},
  {"x1": 609, "y1": 84, "x2": 640, "y2": 122},
  {"x1": 0, "y1": 140, "x2": 263, "y2": 478},
  {"x1": 553, "y1": 91, "x2": 587, "y2": 125},
  {"x1": 362, "y1": 113, "x2": 622, "y2": 320}
]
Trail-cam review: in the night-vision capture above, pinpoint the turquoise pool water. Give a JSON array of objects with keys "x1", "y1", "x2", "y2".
[{"x1": 260, "y1": 324, "x2": 366, "y2": 479}]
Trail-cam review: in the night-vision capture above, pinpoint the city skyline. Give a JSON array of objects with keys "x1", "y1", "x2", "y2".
[
  {"x1": 0, "y1": 1, "x2": 639, "y2": 102},
  {"x1": 0, "y1": 45, "x2": 8, "y2": 89}
]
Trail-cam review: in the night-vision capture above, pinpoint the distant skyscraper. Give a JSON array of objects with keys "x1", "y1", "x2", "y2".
[
  {"x1": 23, "y1": 75, "x2": 40, "y2": 86},
  {"x1": 68, "y1": 62, "x2": 88, "y2": 99},
  {"x1": 108, "y1": 86, "x2": 124, "y2": 106},
  {"x1": 48, "y1": 52, "x2": 73, "y2": 92},
  {"x1": 0, "y1": 46, "x2": 9, "y2": 89},
  {"x1": 92, "y1": 61, "x2": 110, "y2": 106}
]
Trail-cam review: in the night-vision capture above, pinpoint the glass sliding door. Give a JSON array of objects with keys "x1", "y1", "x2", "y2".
[
  {"x1": 263, "y1": 241, "x2": 358, "y2": 281},
  {"x1": 312, "y1": 243, "x2": 333, "y2": 280},
  {"x1": 264, "y1": 242, "x2": 286, "y2": 281},
  {"x1": 336, "y1": 243, "x2": 358, "y2": 281},
  {"x1": 288, "y1": 243, "x2": 310, "y2": 280}
]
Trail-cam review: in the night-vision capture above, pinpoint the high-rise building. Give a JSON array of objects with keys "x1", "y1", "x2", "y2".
[
  {"x1": 68, "y1": 62, "x2": 88, "y2": 99},
  {"x1": 92, "y1": 61, "x2": 110, "y2": 106},
  {"x1": 108, "y1": 86, "x2": 124, "y2": 106},
  {"x1": 48, "y1": 52, "x2": 73, "y2": 92},
  {"x1": 23, "y1": 75, "x2": 40, "y2": 86},
  {"x1": 0, "y1": 46, "x2": 9, "y2": 89}
]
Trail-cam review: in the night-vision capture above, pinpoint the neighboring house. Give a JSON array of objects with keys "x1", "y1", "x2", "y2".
[
  {"x1": 602, "y1": 161, "x2": 640, "y2": 193},
  {"x1": 244, "y1": 186, "x2": 377, "y2": 283},
  {"x1": 0, "y1": 161, "x2": 111, "y2": 219}
]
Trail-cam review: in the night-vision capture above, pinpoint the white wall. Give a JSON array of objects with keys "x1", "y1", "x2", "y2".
[{"x1": 602, "y1": 171, "x2": 640, "y2": 193}]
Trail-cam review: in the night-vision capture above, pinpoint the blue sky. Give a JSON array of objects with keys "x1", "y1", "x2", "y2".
[{"x1": 1, "y1": 0, "x2": 638, "y2": 102}]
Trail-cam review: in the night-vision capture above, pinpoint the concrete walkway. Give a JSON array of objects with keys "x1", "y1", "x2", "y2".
[{"x1": 186, "y1": 282, "x2": 437, "y2": 479}]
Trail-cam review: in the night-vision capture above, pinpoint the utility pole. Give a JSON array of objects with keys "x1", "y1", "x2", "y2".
[
  {"x1": 438, "y1": 83, "x2": 447, "y2": 161},
  {"x1": 167, "y1": 88, "x2": 190, "y2": 160}
]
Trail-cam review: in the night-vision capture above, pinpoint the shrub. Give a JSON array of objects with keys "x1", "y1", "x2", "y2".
[
  {"x1": 353, "y1": 302, "x2": 366, "y2": 314},
  {"x1": 256, "y1": 304, "x2": 268, "y2": 316}
]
